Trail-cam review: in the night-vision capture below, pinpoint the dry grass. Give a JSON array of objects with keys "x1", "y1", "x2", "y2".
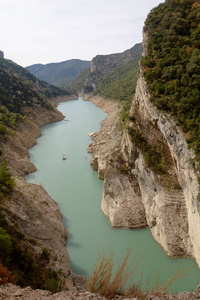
[
  {"x1": 0, "y1": 260, "x2": 16, "y2": 285},
  {"x1": 87, "y1": 249, "x2": 191, "y2": 299},
  {"x1": 87, "y1": 249, "x2": 143, "y2": 299}
]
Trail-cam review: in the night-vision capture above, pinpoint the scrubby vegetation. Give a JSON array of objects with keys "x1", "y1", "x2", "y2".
[
  {"x1": 69, "y1": 67, "x2": 91, "y2": 92},
  {"x1": 141, "y1": 0, "x2": 200, "y2": 162},
  {"x1": 0, "y1": 160, "x2": 15, "y2": 200},
  {"x1": 26, "y1": 59, "x2": 90, "y2": 88},
  {"x1": 0, "y1": 58, "x2": 70, "y2": 98},
  {"x1": 89, "y1": 56, "x2": 141, "y2": 127},
  {"x1": 0, "y1": 209, "x2": 64, "y2": 291},
  {"x1": 0, "y1": 68, "x2": 51, "y2": 113},
  {"x1": 0, "y1": 63, "x2": 63, "y2": 148},
  {"x1": 128, "y1": 126, "x2": 167, "y2": 174},
  {"x1": 0, "y1": 59, "x2": 68, "y2": 292},
  {"x1": 94, "y1": 58, "x2": 140, "y2": 126}
]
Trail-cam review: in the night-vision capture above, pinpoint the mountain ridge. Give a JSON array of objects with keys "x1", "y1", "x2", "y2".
[{"x1": 26, "y1": 59, "x2": 90, "y2": 88}]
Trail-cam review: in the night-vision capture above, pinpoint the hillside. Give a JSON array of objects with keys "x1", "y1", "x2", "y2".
[
  {"x1": 141, "y1": 0, "x2": 200, "y2": 163},
  {"x1": 83, "y1": 43, "x2": 142, "y2": 94},
  {"x1": 0, "y1": 62, "x2": 78, "y2": 291},
  {"x1": 69, "y1": 67, "x2": 91, "y2": 92},
  {"x1": 26, "y1": 59, "x2": 91, "y2": 88},
  {"x1": 0, "y1": 58, "x2": 71, "y2": 98},
  {"x1": 93, "y1": 57, "x2": 141, "y2": 125},
  {"x1": 70, "y1": 43, "x2": 142, "y2": 126}
]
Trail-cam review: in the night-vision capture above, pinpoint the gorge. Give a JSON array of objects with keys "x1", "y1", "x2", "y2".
[
  {"x1": 25, "y1": 97, "x2": 200, "y2": 294},
  {"x1": 0, "y1": 0, "x2": 200, "y2": 298}
]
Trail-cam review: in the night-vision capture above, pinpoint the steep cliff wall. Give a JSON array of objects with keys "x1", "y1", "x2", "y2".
[
  {"x1": 89, "y1": 50, "x2": 200, "y2": 268},
  {"x1": 126, "y1": 65, "x2": 200, "y2": 263}
]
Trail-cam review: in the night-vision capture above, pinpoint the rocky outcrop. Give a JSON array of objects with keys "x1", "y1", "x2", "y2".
[
  {"x1": 2, "y1": 283, "x2": 200, "y2": 300},
  {"x1": 126, "y1": 67, "x2": 200, "y2": 262},
  {"x1": 3, "y1": 176, "x2": 71, "y2": 275},
  {"x1": 121, "y1": 69, "x2": 194, "y2": 258},
  {"x1": 0, "y1": 106, "x2": 63, "y2": 177},
  {"x1": 88, "y1": 55, "x2": 200, "y2": 267},
  {"x1": 87, "y1": 96, "x2": 147, "y2": 229}
]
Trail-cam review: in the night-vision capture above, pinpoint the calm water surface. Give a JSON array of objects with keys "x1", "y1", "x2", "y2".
[{"x1": 26, "y1": 97, "x2": 200, "y2": 293}]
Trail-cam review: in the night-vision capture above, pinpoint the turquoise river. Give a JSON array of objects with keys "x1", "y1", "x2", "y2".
[{"x1": 25, "y1": 97, "x2": 200, "y2": 293}]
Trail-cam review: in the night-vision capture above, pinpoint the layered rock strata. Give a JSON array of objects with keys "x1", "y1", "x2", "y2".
[
  {"x1": 126, "y1": 68, "x2": 200, "y2": 263},
  {"x1": 87, "y1": 96, "x2": 147, "y2": 229},
  {"x1": 88, "y1": 70, "x2": 200, "y2": 267}
]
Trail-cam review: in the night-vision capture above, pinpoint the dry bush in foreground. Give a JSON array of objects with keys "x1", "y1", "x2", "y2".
[
  {"x1": 0, "y1": 260, "x2": 16, "y2": 285},
  {"x1": 87, "y1": 249, "x2": 190, "y2": 299}
]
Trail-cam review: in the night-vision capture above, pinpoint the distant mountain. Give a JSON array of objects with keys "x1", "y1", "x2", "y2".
[
  {"x1": 69, "y1": 43, "x2": 143, "y2": 127},
  {"x1": 0, "y1": 67, "x2": 51, "y2": 114},
  {"x1": 26, "y1": 59, "x2": 91, "y2": 88},
  {"x1": 83, "y1": 43, "x2": 143, "y2": 94},
  {"x1": 0, "y1": 58, "x2": 70, "y2": 99}
]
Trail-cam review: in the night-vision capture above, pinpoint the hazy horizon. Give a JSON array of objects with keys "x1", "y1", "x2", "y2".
[{"x1": 1, "y1": 0, "x2": 164, "y2": 67}]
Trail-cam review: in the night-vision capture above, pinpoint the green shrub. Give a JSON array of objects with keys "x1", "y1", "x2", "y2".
[
  {"x1": 40, "y1": 248, "x2": 50, "y2": 262},
  {"x1": 0, "y1": 160, "x2": 15, "y2": 199},
  {"x1": 45, "y1": 277, "x2": 64, "y2": 293},
  {"x1": 0, "y1": 227, "x2": 13, "y2": 260},
  {"x1": 141, "y1": 0, "x2": 200, "y2": 167}
]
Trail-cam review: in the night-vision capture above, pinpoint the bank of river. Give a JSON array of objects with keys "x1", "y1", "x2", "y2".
[{"x1": 25, "y1": 97, "x2": 200, "y2": 293}]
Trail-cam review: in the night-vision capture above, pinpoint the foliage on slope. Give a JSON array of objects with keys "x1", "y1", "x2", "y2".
[
  {"x1": 0, "y1": 58, "x2": 70, "y2": 98},
  {"x1": 83, "y1": 43, "x2": 143, "y2": 95},
  {"x1": 69, "y1": 44, "x2": 142, "y2": 125},
  {"x1": 141, "y1": 0, "x2": 200, "y2": 161},
  {"x1": 0, "y1": 63, "x2": 67, "y2": 291},
  {"x1": 0, "y1": 67, "x2": 55, "y2": 137},
  {"x1": 0, "y1": 68, "x2": 52, "y2": 112},
  {"x1": 26, "y1": 59, "x2": 91, "y2": 88},
  {"x1": 93, "y1": 58, "x2": 141, "y2": 124},
  {"x1": 69, "y1": 67, "x2": 91, "y2": 92},
  {"x1": 0, "y1": 209, "x2": 63, "y2": 291}
]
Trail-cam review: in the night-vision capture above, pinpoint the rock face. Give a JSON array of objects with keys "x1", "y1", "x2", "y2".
[
  {"x1": 0, "y1": 97, "x2": 85, "y2": 290},
  {"x1": 87, "y1": 96, "x2": 147, "y2": 229},
  {"x1": 88, "y1": 51, "x2": 200, "y2": 268},
  {"x1": 128, "y1": 67, "x2": 200, "y2": 262},
  {"x1": 4, "y1": 176, "x2": 71, "y2": 275}
]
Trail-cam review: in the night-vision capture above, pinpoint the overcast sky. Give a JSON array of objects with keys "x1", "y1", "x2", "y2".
[{"x1": 1, "y1": 0, "x2": 164, "y2": 67}]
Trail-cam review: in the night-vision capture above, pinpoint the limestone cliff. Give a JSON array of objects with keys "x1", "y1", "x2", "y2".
[{"x1": 89, "y1": 37, "x2": 200, "y2": 268}]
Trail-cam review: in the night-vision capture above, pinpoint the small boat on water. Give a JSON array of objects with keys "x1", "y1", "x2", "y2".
[{"x1": 62, "y1": 155, "x2": 67, "y2": 160}]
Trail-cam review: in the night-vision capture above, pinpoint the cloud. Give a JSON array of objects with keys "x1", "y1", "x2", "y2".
[{"x1": 0, "y1": 0, "x2": 164, "y2": 66}]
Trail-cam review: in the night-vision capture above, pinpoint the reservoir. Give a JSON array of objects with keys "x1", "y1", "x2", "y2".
[{"x1": 26, "y1": 97, "x2": 200, "y2": 293}]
